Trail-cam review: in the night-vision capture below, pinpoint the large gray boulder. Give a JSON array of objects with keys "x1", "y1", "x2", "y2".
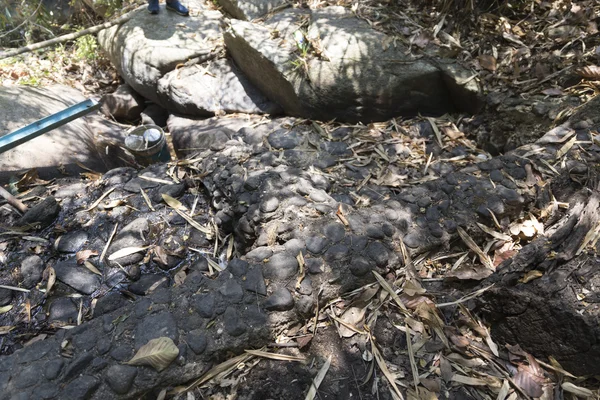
[
  {"x1": 224, "y1": 6, "x2": 482, "y2": 123},
  {"x1": 97, "y1": 1, "x2": 224, "y2": 106},
  {"x1": 0, "y1": 85, "x2": 125, "y2": 183},
  {"x1": 97, "y1": 3, "x2": 279, "y2": 117},
  {"x1": 157, "y1": 58, "x2": 282, "y2": 116}
]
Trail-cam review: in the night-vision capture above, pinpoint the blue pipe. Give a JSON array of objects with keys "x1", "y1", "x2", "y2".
[{"x1": 0, "y1": 99, "x2": 100, "y2": 154}]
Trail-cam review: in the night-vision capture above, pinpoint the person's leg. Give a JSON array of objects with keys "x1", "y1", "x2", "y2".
[
  {"x1": 147, "y1": 0, "x2": 159, "y2": 14},
  {"x1": 166, "y1": 0, "x2": 189, "y2": 16}
]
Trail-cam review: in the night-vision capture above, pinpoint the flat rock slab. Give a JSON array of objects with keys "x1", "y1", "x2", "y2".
[
  {"x1": 97, "y1": 2, "x2": 224, "y2": 107},
  {"x1": 0, "y1": 85, "x2": 124, "y2": 183},
  {"x1": 218, "y1": 0, "x2": 289, "y2": 20},
  {"x1": 157, "y1": 58, "x2": 281, "y2": 116},
  {"x1": 225, "y1": 7, "x2": 482, "y2": 123}
]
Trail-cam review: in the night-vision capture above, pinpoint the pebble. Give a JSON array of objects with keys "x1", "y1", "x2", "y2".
[
  {"x1": 0, "y1": 288, "x2": 12, "y2": 307},
  {"x1": 20, "y1": 255, "x2": 44, "y2": 289},
  {"x1": 105, "y1": 365, "x2": 138, "y2": 394},
  {"x1": 53, "y1": 259, "x2": 101, "y2": 295},
  {"x1": 350, "y1": 257, "x2": 373, "y2": 277},
  {"x1": 107, "y1": 218, "x2": 149, "y2": 266},
  {"x1": 267, "y1": 129, "x2": 302, "y2": 149},
  {"x1": 16, "y1": 197, "x2": 60, "y2": 229},
  {"x1": 223, "y1": 307, "x2": 247, "y2": 336},
  {"x1": 264, "y1": 288, "x2": 294, "y2": 311},
  {"x1": 55, "y1": 231, "x2": 88, "y2": 253},
  {"x1": 186, "y1": 330, "x2": 208, "y2": 355},
  {"x1": 324, "y1": 244, "x2": 350, "y2": 261},
  {"x1": 322, "y1": 223, "x2": 345, "y2": 243},
  {"x1": 245, "y1": 247, "x2": 273, "y2": 261},
  {"x1": 284, "y1": 238, "x2": 305, "y2": 255},
  {"x1": 365, "y1": 242, "x2": 390, "y2": 267},
  {"x1": 48, "y1": 298, "x2": 79, "y2": 323},
  {"x1": 62, "y1": 375, "x2": 99, "y2": 400},
  {"x1": 44, "y1": 359, "x2": 64, "y2": 380},
  {"x1": 219, "y1": 279, "x2": 244, "y2": 303},
  {"x1": 260, "y1": 196, "x2": 280, "y2": 213},
  {"x1": 134, "y1": 312, "x2": 178, "y2": 349},
  {"x1": 228, "y1": 258, "x2": 249, "y2": 276},
  {"x1": 242, "y1": 267, "x2": 267, "y2": 296},
  {"x1": 264, "y1": 253, "x2": 298, "y2": 279}
]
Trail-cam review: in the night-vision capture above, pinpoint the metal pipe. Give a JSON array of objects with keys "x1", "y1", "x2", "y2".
[{"x1": 0, "y1": 99, "x2": 100, "y2": 154}]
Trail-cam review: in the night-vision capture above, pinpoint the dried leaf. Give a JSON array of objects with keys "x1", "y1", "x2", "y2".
[
  {"x1": 126, "y1": 337, "x2": 179, "y2": 372},
  {"x1": 478, "y1": 54, "x2": 497, "y2": 72},
  {"x1": 372, "y1": 271, "x2": 409, "y2": 315},
  {"x1": 477, "y1": 222, "x2": 512, "y2": 241},
  {"x1": 338, "y1": 306, "x2": 366, "y2": 338},
  {"x1": 108, "y1": 246, "x2": 150, "y2": 261},
  {"x1": 296, "y1": 335, "x2": 313, "y2": 349},
  {"x1": 153, "y1": 246, "x2": 169, "y2": 266},
  {"x1": 85, "y1": 187, "x2": 116, "y2": 212},
  {"x1": 403, "y1": 279, "x2": 426, "y2": 296},
  {"x1": 0, "y1": 326, "x2": 15, "y2": 335},
  {"x1": 173, "y1": 269, "x2": 187, "y2": 286},
  {"x1": 451, "y1": 374, "x2": 484, "y2": 386},
  {"x1": 426, "y1": 117, "x2": 443, "y2": 147},
  {"x1": 46, "y1": 266, "x2": 56, "y2": 295},
  {"x1": 140, "y1": 188, "x2": 155, "y2": 211},
  {"x1": 445, "y1": 264, "x2": 493, "y2": 281},
  {"x1": 245, "y1": 349, "x2": 305, "y2": 363},
  {"x1": 305, "y1": 355, "x2": 332, "y2": 400},
  {"x1": 561, "y1": 382, "x2": 594, "y2": 397},
  {"x1": 513, "y1": 368, "x2": 543, "y2": 398},
  {"x1": 0, "y1": 305, "x2": 12, "y2": 314},
  {"x1": 371, "y1": 336, "x2": 405, "y2": 400},
  {"x1": 457, "y1": 227, "x2": 494, "y2": 270},
  {"x1": 83, "y1": 261, "x2": 102, "y2": 276},
  {"x1": 519, "y1": 270, "x2": 543, "y2": 283},
  {"x1": 161, "y1": 193, "x2": 187, "y2": 211},
  {"x1": 576, "y1": 65, "x2": 600, "y2": 80},
  {"x1": 556, "y1": 135, "x2": 577, "y2": 159},
  {"x1": 541, "y1": 88, "x2": 564, "y2": 96},
  {"x1": 76, "y1": 249, "x2": 98, "y2": 264}
]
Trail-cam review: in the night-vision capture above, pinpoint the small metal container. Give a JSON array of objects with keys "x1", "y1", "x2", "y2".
[{"x1": 124, "y1": 124, "x2": 171, "y2": 166}]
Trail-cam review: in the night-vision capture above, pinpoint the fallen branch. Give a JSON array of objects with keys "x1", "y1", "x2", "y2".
[
  {"x1": 0, "y1": 186, "x2": 28, "y2": 214},
  {"x1": 0, "y1": 5, "x2": 143, "y2": 60}
]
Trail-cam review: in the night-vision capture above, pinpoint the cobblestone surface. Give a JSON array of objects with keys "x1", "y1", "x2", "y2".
[{"x1": 1, "y1": 113, "x2": 599, "y2": 397}]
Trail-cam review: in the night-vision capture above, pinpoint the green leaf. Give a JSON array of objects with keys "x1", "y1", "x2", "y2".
[{"x1": 126, "y1": 337, "x2": 179, "y2": 372}]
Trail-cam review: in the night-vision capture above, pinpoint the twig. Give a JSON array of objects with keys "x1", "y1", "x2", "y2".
[
  {"x1": 0, "y1": 6, "x2": 142, "y2": 60},
  {"x1": 0, "y1": 186, "x2": 28, "y2": 213}
]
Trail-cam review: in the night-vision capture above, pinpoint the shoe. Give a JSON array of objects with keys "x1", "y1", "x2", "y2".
[
  {"x1": 147, "y1": 0, "x2": 159, "y2": 14},
  {"x1": 166, "y1": 0, "x2": 189, "y2": 16}
]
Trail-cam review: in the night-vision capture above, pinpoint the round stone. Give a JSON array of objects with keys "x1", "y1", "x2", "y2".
[
  {"x1": 323, "y1": 223, "x2": 345, "y2": 243},
  {"x1": 264, "y1": 253, "x2": 298, "y2": 280},
  {"x1": 350, "y1": 257, "x2": 373, "y2": 277},
  {"x1": 264, "y1": 288, "x2": 294, "y2": 311},
  {"x1": 260, "y1": 196, "x2": 280, "y2": 213},
  {"x1": 186, "y1": 330, "x2": 208, "y2": 355},
  {"x1": 223, "y1": 307, "x2": 247, "y2": 336},
  {"x1": 105, "y1": 365, "x2": 137, "y2": 394},
  {"x1": 55, "y1": 230, "x2": 88, "y2": 253},
  {"x1": 0, "y1": 287, "x2": 13, "y2": 306}
]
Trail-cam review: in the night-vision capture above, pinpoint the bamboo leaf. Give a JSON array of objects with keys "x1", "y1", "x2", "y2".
[
  {"x1": 108, "y1": 246, "x2": 150, "y2": 261},
  {"x1": 305, "y1": 355, "x2": 332, "y2": 400},
  {"x1": 126, "y1": 337, "x2": 179, "y2": 372},
  {"x1": 161, "y1": 193, "x2": 187, "y2": 211}
]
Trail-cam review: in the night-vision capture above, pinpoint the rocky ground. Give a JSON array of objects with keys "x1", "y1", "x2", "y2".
[
  {"x1": 2, "y1": 0, "x2": 600, "y2": 399},
  {"x1": 1, "y1": 101, "x2": 600, "y2": 398}
]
